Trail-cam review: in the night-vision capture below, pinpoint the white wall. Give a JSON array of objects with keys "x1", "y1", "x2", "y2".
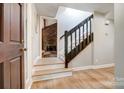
[
  {"x1": 32, "y1": 4, "x2": 41, "y2": 62},
  {"x1": 93, "y1": 12, "x2": 114, "y2": 65},
  {"x1": 114, "y1": 4, "x2": 124, "y2": 88},
  {"x1": 55, "y1": 6, "x2": 92, "y2": 59},
  {"x1": 24, "y1": 4, "x2": 41, "y2": 89},
  {"x1": 56, "y1": 6, "x2": 92, "y2": 37}
]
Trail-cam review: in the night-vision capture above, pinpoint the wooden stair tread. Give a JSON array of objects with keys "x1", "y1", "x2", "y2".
[
  {"x1": 34, "y1": 58, "x2": 64, "y2": 66},
  {"x1": 33, "y1": 68, "x2": 72, "y2": 76}
]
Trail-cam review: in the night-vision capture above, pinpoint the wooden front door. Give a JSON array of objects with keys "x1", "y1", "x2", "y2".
[{"x1": 0, "y1": 3, "x2": 24, "y2": 89}]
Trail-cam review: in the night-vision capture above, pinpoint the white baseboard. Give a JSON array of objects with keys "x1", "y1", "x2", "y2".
[
  {"x1": 25, "y1": 79, "x2": 33, "y2": 89},
  {"x1": 114, "y1": 77, "x2": 124, "y2": 88},
  {"x1": 32, "y1": 56, "x2": 41, "y2": 74},
  {"x1": 92, "y1": 63, "x2": 115, "y2": 69},
  {"x1": 29, "y1": 56, "x2": 41, "y2": 89},
  {"x1": 33, "y1": 56, "x2": 41, "y2": 64},
  {"x1": 33, "y1": 71, "x2": 72, "y2": 82},
  {"x1": 72, "y1": 65, "x2": 93, "y2": 71},
  {"x1": 73, "y1": 63, "x2": 115, "y2": 71},
  {"x1": 115, "y1": 77, "x2": 124, "y2": 82}
]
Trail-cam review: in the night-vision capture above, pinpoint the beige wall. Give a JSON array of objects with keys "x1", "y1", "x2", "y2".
[
  {"x1": 115, "y1": 3, "x2": 124, "y2": 88},
  {"x1": 93, "y1": 12, "x2": 114, "y2": 65},
  {"x1": 32, "y1": 4, "x2": 41, "y2": 62}
]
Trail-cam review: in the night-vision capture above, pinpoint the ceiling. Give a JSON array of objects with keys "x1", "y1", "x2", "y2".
[{"x1": 35, "y1": 3, "x2": 114, "y2": 18}]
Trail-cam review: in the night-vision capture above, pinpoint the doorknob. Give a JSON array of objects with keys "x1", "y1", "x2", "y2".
[{"x1": 20, "y1": 48, "x2": 27, "y2": 51}]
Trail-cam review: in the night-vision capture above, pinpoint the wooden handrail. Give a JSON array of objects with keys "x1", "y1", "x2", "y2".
[{"x1": 60, "y1": 34, "x2": 65, "y2": 39}]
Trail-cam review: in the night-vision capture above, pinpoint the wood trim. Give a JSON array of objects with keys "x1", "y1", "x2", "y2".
[{"x1": 19, "y1": 3, "x2": 25, "y2": 89}]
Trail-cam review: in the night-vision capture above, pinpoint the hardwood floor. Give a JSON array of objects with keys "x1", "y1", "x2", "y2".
[{"x1": 31, "y1": 67, "x2": 115, "y2": 89}]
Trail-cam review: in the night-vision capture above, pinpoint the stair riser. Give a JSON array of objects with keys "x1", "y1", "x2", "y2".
[
  {"x1": 33, "y1": 64, "x2": 65, "y2": 71},
  {"x1": 33, "y1": 71, "x2": 72, "y2": 82}
]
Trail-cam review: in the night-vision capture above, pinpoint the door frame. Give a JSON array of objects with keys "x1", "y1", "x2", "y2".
[
  {"x1": 20, "y1": 3, "x2": 25, "y2": 89},
  {"x1": 23, "y1": 3, "x2": 28, "y2": 89}
]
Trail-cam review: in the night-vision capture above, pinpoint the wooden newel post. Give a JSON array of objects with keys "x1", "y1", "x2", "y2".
[{"x1": 65, "y1": 31, "x2": 68, "y2": 68}]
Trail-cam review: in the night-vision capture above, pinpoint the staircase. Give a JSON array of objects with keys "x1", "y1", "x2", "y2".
[
  {"x1": 32, "y1": 58, "x2": 72, "y2": 82},
  {"x1": 32, "y1": 14, "x2": 93, "y2": 82},
  {"x1": 60, "y1": 14, "x2": 94, "y2": 68}
]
